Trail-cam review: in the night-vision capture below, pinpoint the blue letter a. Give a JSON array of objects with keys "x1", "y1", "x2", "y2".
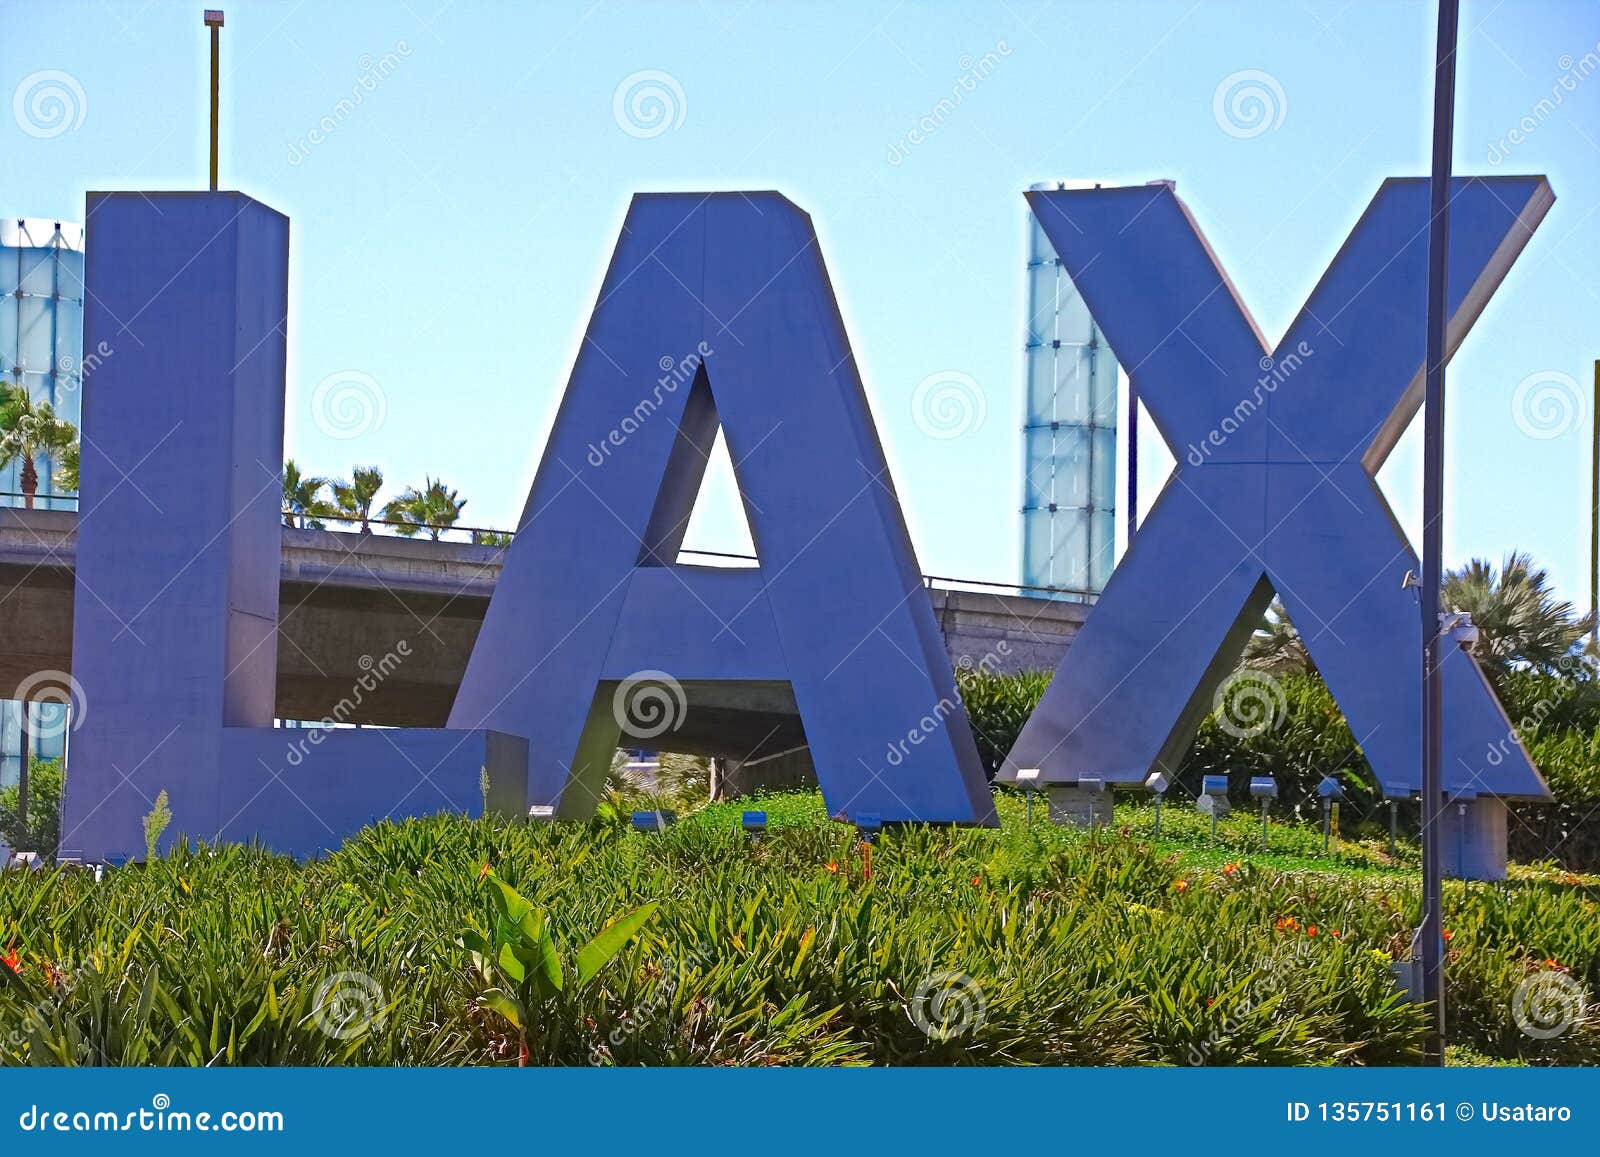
[{"x1": 450, "y1": 193, "x2": 995, "y2": 825}]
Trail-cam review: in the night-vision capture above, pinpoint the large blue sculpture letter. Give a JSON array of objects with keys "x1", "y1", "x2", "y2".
[
  {"x1": 59, "y1": 192, "x2": 525, "y2": 862},
  {"x1": 450, "y1": 193, "x2": 994, "y2": 825},
  {"x1": 1001, "y1": 177, "x2": 1553, "y2": 811}
]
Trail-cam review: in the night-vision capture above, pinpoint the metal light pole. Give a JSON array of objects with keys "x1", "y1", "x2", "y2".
[
  {"x1": 1419, "y1": 0, "x2": 1460, "y2": 1067},
  {"x1": 205, "y1": 10, "x2": 225, "y2": 191},
  {"x1": 1591, "y1": 359, "x2": 1597, "y2": 654},
  {"x1": 1127, "y1": 374, "x2": 1139, "y2": 547}
]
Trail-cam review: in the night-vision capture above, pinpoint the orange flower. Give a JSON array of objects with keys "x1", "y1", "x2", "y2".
[
  {"x1": 1442, "y1": 930, "x2": 1453, "y2": 942},
  {"x1": 1307, "y1": 926, "x2": 1318, "y2": 937},
  {"x1": 1205, "y1": 997, "x2": 1216, "y2": 1008},
  {"x1": 1544, "y1": 959, "x2": 1567, "y2": 972},
  {"x1": 1330, "y1": 929, "x2": 1341, "y2": 939},
  {"x1": 825, "y1": 861, "x2": 839, "y2": 874},
  {"x1": 1173, "y1": 879, "x2": 1189, "y2": 893},
  {"x1": 478, "y1": 861, "x2": 492, "y2": 882},
  {"x1": 970, "y1": 875, "x2": 981, "y2": 886},
  {"x1": 1, "y1": 948, "x2": 22, "y2": 975},
  {"x1": 1223, "y1": 862, "x2": 1239, "y2": 875}
]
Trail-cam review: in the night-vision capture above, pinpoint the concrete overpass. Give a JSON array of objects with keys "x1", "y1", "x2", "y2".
[{"x1": 0, "y1": 508, "x2": 1089, "y2": 758}]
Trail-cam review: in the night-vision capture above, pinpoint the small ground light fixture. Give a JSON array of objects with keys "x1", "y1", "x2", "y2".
[
  {"x1": 632, "y1": 809, "x2": 676, "y2": 833},
  {"x1": 528, "y1": 804, "x2": 556, "y2": 821},
  {"x1": 741, "y1": 810, "x2": 766, "y2": 835},
  {"x1": 1016, "y1": 767, "x2": 1041, "y2": 826},
  {"x1": 1076, "y1": 776, "x2": 1107, "y2": 831},
  {"x1": 1198, "y1": 774, "x2": 1228, "y2": 838},
  {"x1": 1249, "y1": 777, "x2": 1278, "y2": 852},
  {"x1": 1318, "y1": 775, "x2": 1344, "y2": 853},
  {"x1": 1144, "y1": 770, "x2": 1169, "y2": 837}
]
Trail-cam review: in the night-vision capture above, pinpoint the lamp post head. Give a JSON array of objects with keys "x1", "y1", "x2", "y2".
[{"x1": 204, "y1": 10, "x2": 225, "y2": 28}]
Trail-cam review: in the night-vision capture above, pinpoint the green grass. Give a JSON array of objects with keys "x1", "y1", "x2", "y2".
[{"x1": 0, "y1": 790, "x2": 1594, "y2": 1066}]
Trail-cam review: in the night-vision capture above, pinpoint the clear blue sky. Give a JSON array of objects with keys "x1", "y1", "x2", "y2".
[{"x1": 6, "y1": 0, "x2": 1597, "y2": 607}]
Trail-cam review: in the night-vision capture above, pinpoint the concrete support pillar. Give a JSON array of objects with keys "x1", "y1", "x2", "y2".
[
  {"x1": 1438, "y1": 795, "x2": 1509, "y2": 881},
  {"x1": 709, "y1": 747, "x2": 817, "y2": 800},
  {"x1": 1047, "y1": 784, "x2": 1112, "y2": 828}
]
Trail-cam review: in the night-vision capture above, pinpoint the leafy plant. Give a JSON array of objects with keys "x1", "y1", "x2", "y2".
[
  {"x1": 142, "y1": 790, "x2": 171, "y2": 862},
  {"x1": 462, "y1": 869, "x2": 657, "y2": 1064}
]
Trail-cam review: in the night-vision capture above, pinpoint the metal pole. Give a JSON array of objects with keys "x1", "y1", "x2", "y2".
[
  {"x1": 1591, "y1": 359, "x2": 1597, "y2": 654},
  {"x1": 206, "y1": 11, "x2": 224, "y2": 191},
  {"x1": 1126, "y1": 373, "x2": 1139, "y2": 547},
  {"x1": 1419, "y1": 0, "x2": 1460, "y2": 1068}
]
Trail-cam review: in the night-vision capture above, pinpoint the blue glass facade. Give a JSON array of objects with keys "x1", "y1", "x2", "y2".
[
  {"x1": 1, "y1": 218, "x2": 82, "y2": 788},
  {"x1": 1020, "y1": 187, "x2": 1119, "y2": 601}
]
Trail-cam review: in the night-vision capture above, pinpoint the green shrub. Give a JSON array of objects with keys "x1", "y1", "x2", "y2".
[
  {"x1": 7, "y1": 798, "x2": 1589, "y2": 1067},
  {"x1": 958, "y1": 670, "x2": 1050, "y2": 778},
  {"x1": 0, "y1": 758, "x2": 63, "y2": 853}
]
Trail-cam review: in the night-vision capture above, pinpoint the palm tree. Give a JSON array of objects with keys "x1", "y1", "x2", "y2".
[
  {"x1": 331, "y1": 465, "x2": 384, "y2": 533},
  {"x1": 283, "y1": 459, "x2": 335, "y2": 529},
  {"x1": 382, "y1": 477, "x2": 466, "y2": 540},
  {"x1": 0, "y1": 384, "x2": 78, "y2": 509},
  {"x1": 1444, "y1": 551, "x2": 1593, "y2": 677},
  {"x1": 473, "y1": 529, "x2": 513, "y2": 547},
  {"x1": 55, "y1": 442, "x2": 79, "y2": 494},
  {"x1": 1242, "y1": 596, "x2": 1312, "y2": 674}
]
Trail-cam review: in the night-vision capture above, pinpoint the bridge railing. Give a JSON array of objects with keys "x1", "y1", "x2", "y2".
[{"x1": 0, "y1": 493, "x2": 1099, "y2": 603}]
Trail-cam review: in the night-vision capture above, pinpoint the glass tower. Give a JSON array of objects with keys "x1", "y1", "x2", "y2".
[
  {"x1": 1, "y1": 218, "x2": 84, "y2": 509},
  {"x1": 1020, "y1": 185, "x2": 1118, "y2": 601},
  {"x1": 0, "y1": 218, "x2": 83, "y2": 789}
]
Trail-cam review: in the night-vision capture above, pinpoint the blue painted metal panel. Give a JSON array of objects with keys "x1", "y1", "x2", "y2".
[
  {"x1": 1002, "y1": 178, "x2": 1553, "y2": 801},
  {"x1": 450, "y1": 192, "x2": 994, "y2": 825},
  {"x1": 58, "y1": 192, "x2": 524, "y2": 862}
]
